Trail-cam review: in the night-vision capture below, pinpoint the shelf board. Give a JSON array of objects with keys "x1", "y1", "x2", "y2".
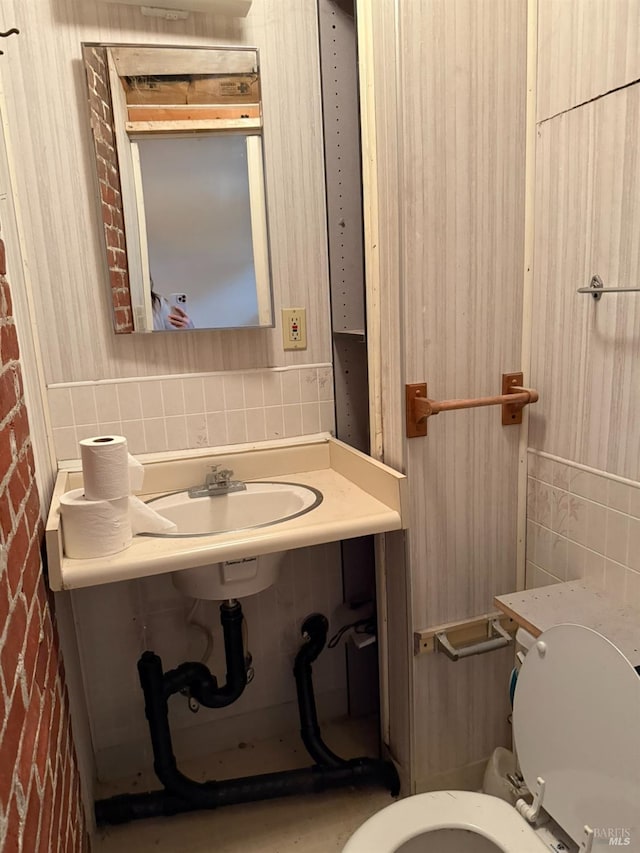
[{"x1": 333, "y1": 329, "x2": 366, "y2": 343}]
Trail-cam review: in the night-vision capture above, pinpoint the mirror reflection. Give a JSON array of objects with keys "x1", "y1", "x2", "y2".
[{"x1": 82, "y1": 43, "x2": 274, "y2": 333}]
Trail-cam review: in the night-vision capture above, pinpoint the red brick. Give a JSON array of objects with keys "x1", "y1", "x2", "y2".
[
  {"x1": 0, "y1": 280, "x2": 13, "y2": 318},
  {"x1": 25, "y1": 442, "x2": 35, "y2": 474},
  {"x1": 0, "y1": 594, "x2": 27, "y2": 694},
  {"x1": 43, "y1": 606, "x2": 53, "y2": 648},
  {"x1": 21, "y1": 537, "x2": 42, "y2": 608},
  {"x1": 0, "y1": 367, "x2": 18, "y2": 425},
  {"x1": 49, "y1": 688, "x2": 61, "y2": 762},
  {"x1": 9, "y1": 408, "x2": 30, "y2": 462},
  {"x1": 105, "y1": 225, "x2": 120, "y2": 250},
  {"x1": 0, "y1": 240, "x2": 6, "y2": 276},
  {"x1": 58, "y1": 716, "x2": 70, "y2": 770},
  {"x1": 100, "y1": 183, "x2": 117, "y2": 207},
  {"x1": 112, "y1": 287, "x2": 132, "y2": 310},
  {"x1": 33, "y1": 627, "x2": 49, "y2": 693},
  {"x1": 0, "y1": 489, "x2": 12, "y2": 544},
  {"x1": 93, "y1": 75, "x2": 109, "y2": 105},
  {"x1": 8, "y1": 460, "x2": 29, "y2": 519},
  {"x1": 23, "y1": 775, "x2": 42, "y2": 853},
  {"x1": 7, "y1": 472, "x2": 27, "y2": 520},
  {"x1": 95, "y1": 138, "x2": 114, "y2": 165},
  {"x1": 101, "y1": 202, "x2": 113, "y2": 227},
  {"x1": 17, "y1": 690, "x2": 41, "y2": 789},
  {"x1": 0, "y1": 421, "x2": 16, "y2": 484},
  {"x1": 0, "y1": 322, "x2": 19, "y2": 363},
  {"x1": 0, "y1": 578, "x2": 10, "y2": 634},
  {"x1": 48, "y1": 760, "x2": 64, "y2": 853},
  {"x1": 14, "y1": 368, "x2": 23, "y2": 402},
  {"x1": 45, "y1": 639, "x2": 60, "y2": 693},
  {"x1": 15, "y1": 452, "x2": 31, "y2": 491},
  {"x1": 37, "y1": 771, "x2": 54, "y2": 853},
  {"x1": 36, "y1": 579, "x2": 48, "y2": 622},
  {"x1": 4, "y1": 789, "x2": 21, "y2": 852},
  {"x1": 34, "y1": 688, "x2": 52, "y2": 784},
  {"x1": 102, "y1": 121, "x2": 114, "y2": 147},
  {"x1": 64, "y1": 765, "x2": 75, "y2": 838},
  {"x1": 109, "y1": 268, "x2": 125, "y2": 292},
  {"x1": 23, "y1": 486, "x2": 41, "y2": 538},
  {"x1": 22, "y1": 604, "x2": 41, "y2": 690},
  {"x1": 0, "y1": 685, "x2": 26, "y2": 797},
  {"x1": 114, "y1": 306, "x2": 133, "y2": 332},
  {"x1": 7, "y1": 517, "x2": 29, "y2": 596}
]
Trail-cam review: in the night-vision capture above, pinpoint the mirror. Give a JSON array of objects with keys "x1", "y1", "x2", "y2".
[{"x1": 82, "y1": 43, "x2": 273, "y2": 333}]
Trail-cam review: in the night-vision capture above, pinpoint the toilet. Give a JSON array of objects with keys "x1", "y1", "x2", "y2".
[{"x1": 343, "y1": 624, "x2": 640, "y2": 852}]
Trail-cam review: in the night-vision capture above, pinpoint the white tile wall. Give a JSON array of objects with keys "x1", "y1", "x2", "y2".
[
  {"x1": 72, "y1": 543, "x2": 348, "y2": 780},
  {"x1": 48, "y1": 365, "x2": 335, "y2": 460},
  {"x1": 526, "y1": 450, "x2": 640, "y2": 609}
]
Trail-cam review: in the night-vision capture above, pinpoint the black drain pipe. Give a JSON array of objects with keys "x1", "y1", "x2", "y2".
[
  {"x1": 162, "y1": 598, "x2": 246, "y2": 708},
  {"x1": 95, "y1": 607, "x2": 399, "y2": 825},
  {"x1": 294, "y1": 613, "x2": 349, "y2": 768}
]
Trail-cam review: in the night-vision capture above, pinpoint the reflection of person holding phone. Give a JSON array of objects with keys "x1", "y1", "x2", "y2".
[{"x1": 150, "y1": 281, "x2": 195, "y2": 330}]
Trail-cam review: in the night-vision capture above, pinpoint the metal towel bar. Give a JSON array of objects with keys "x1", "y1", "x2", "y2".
[{"x1": 577, "y1": 274, "x2": 640, "y2": 301}]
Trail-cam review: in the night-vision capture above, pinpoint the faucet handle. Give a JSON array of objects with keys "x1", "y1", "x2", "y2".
[
  {"x1": 204, "y1": 464, "x2": 220, "y2": 484},
  {"x1": 216, "y1": 468, "x2": 234, "y2": 484}
]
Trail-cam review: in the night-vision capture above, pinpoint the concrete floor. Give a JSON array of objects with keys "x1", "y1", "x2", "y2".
[{"x1": 93, "y1": 717, "x2": 395, "y2": 853}]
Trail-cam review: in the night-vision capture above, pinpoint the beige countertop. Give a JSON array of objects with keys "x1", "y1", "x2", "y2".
[
  {"x1": 495, "y1": 581, "x2": 640, "y2": 667},
  {"x1": 46, "y1": 434, "x2": 407, "y2": 591}
]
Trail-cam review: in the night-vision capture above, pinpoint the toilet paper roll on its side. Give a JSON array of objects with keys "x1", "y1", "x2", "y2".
[
  {"x1": 60, "y1": 489, "x2": 132, "y2": 558},
  {"x1": 80, "y1": 436, "x2": 144, "y2": 500}
]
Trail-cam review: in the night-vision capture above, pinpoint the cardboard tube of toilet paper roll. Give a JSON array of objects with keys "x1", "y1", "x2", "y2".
[
  {"x1": 80, "y1": 436, "x2": 144, "y2": 500},
  {"x1": 60, "y1": 489, "x2": 132, "y2": 558}
]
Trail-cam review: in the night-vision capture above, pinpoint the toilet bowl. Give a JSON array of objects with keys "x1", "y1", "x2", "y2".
[{"x1": 344, "y1": 624, "x2": 640, "y2": 853}]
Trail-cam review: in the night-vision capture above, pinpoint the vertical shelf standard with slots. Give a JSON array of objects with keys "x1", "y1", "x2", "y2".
[{"x1": 318, "y1": 0, "x2": 377, "y2": 720}]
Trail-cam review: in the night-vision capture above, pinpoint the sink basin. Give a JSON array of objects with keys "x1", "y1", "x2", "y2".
[
  {"x1": 144, "y1": 481, "x2": 322, "y2": 599},
  {"x1": 143, "y1": 481, "x2": 323, "y2": 537},
  {"x1": 172, "y1": 551, "x2": 286, "y2": 600}
]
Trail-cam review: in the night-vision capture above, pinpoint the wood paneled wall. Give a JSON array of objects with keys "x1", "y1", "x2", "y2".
[
  {"x1": 537, "y1": 0, "x2": 640, "y2": 122},
  {"x1": 0, "y1": 0, "x2": 331, "y2": 384},
  {"x1": 400, "y1": 0, "x2": 527, "y2": 785},
  {"x1": 362, "y1": 0, "x2": 528, "y2": 788}
]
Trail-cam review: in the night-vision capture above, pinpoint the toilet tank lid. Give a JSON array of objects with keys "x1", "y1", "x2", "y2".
[{"x1": 513, "y1": 623, "x2": 640, "y2": 849}]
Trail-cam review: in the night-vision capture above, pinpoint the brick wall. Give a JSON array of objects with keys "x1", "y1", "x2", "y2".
[
  {"x1": 0, "y1": 238, "x2": 87, "y2": 852},
  {"x1": 84, "y1": 46, "x2": 133, "y2": 334}
]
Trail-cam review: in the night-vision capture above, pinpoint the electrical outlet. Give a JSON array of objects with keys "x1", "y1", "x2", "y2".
[{"x1": 282, "y1": 308, "x2": 307, "y2": 350}]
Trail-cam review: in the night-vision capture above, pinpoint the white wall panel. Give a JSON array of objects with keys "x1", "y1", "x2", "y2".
[
  {"x1": 530, "y1": 84, "x2": 640, "y2": 481},
  {"x1": 537, "y1": 0, "x2": 640, "y2": 122}
]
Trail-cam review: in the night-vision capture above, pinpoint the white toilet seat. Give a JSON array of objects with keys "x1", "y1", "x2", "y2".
[{"x1": 342, "y1": 790, "x2": 547, "y2": 852}]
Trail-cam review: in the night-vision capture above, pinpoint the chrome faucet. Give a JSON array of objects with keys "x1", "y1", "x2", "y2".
[{"x1": 188, "y1": 465, "x2": 247, "y2": 498}]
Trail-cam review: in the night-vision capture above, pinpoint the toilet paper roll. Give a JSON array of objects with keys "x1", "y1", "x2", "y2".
[
  {"x1": 80, "y1": 436, "x2": 144, "y2": 500},
  {"x1": 129, "y1": 495, "x2": 177, "y2": 535},
  {"x1": 60, "y1": 489, "x2": 132, "y2": 558}
]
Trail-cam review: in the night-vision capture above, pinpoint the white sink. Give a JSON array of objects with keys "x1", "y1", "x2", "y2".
[
  {"x1": 171, "y1": 551, "x2": 286, "y2": 600},
  {"x1": 144, "y1": 481, "x2": 323, "y2": 537},
  {"x1": 144, "y1": 481, "x2": 322, "y2": 599}
]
